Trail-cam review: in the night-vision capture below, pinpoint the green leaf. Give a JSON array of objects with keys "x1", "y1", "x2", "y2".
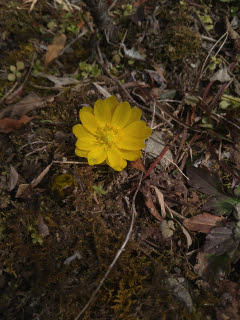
[{"x1": 184, "y1": 95, "x2": 199, "y2": 106}]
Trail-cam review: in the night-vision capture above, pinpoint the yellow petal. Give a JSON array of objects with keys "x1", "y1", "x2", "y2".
[
  {"x1": 76, "y1": 135, "x2": 98, "y2": 150},
  {"x1": 80, "y1": 110, "x2": 99, "y2": 134},
  {"x1": 79, "y1": 106, "x2": 94, "y2": 119},
  {"x1": 126, "y1": 107, "x2": 142, "y2": 126},
  {"x1": 107, "y1": 146, "x2": 127, "y2": 171},
  {"x1": 87, "y1": 148, "x2": 107, "y2": 165},
  {"x1": 104, "y1": 96, "x2": 119, "y2": 117},
  {"x1": 117, "y1": 137, "x2": 146, "y2": 150},
  {"x1": 72, "y1": 124, "x2": 91, "y2": 138},
  {"x1": 111, "y1": 101, "x2": 131, "y2": 128},
  {"x1": 122, "y1": 121, "x2": 152, "y2": 139},
  {"x1": 75, "y1": 148, "x2": 88, "y2": 158},
  {"x1": 119, "y1": 149, "x2": 142, "y2": 161},
  {"x1": 94, "y1": 99, "x2": 112, "y2": 126}
]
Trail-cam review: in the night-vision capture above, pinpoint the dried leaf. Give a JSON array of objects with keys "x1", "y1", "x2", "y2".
[
  {"x1": 194, "y1": 251, "x2": 231, "y2": 281},
  {"x1": 151, "y1": 185, "x2": 166, "y2": 218},
  {"x1": 16, "y1": 184, "x2": 33, "y2": 199},
  {"x1": 210, "y1": 67, "x2": 232, "y2": 83},
  {"x1": 129, "y1": 158, "x2": 146, "y2": 172},
  {"x1": 204, "y1": 223, "x2": 238, "y2": 256},
  {"x1": 141, "y1": 185, "x2": 162, "y2": 221},
  {"x1": 183, "y1": 213, "x2": 224, "y2": 234},
  {"x1": 16, "y1": 163, "x2": 52, "y2": 199},
  {"x1": 38, "y1": 216, "x2": 50, "y2": 237},
  {"x1": 31, "y1": 162, "x2": 53, "y2": 187},
  {"x1": 93, "y1": 83, "x2": 111, "y2": 98},
  {"x1": 34, "y1": 72, "x2": 79, "y2": 87},
  {"x1": 8, "y1": 165, "x2": 19, "y2": 191},
  {"x1": 0, "y1": 115, "x2": 32, "y2": 133},
  {"x1": 63, "y1": 252, "x2": 82, "y2": 265},
  {"x1": 45, "y1": 34, "x2": 67, "y2": 67},
  {"x1": 180, "y1": 224, "x2": 192, "y2": 248},
  {"x1": 0, "y1": 92, "x2": 45, "y2": 119},
  {"x1": 186, "y1": 166, "x2": 223, "y2": 197}
]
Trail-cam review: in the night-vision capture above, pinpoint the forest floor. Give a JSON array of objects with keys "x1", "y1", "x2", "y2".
[{"x1": 1, "y1": 0, "x2": 240, "y2": 319}]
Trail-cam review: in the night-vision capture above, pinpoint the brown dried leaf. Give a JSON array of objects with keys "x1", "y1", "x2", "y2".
[
  {"x1": 183, "y1": 213, "x2": 224, "y2": 234},
  {"x1": 141, "y1": 185, "x2": 162, "y2": 221},
  {"x1": 0, "y1": 115, "x2": 32, "y2": 133},
  {"x1": 31, "y1": 162, "x2": 53, "y2": 187},
  {"x1": 45, "y1": 34, "x2": 66, "y2": 67},
  {"x1": 38, "y1": 216, "x2": 50, "y2": 237},
  {"x1": 129, "y1": 158, "x2": 146, "y2": 172},
  {"x1": 151, "y1": 185, "x2": 166, "y2": 218},
  {"x1": 16, "y1": 184, "x2": 33, "y2": 199},
  {"x1": 180, "y1": 224, "x2": 192, "y2": 248},
  {"x1": 8, "y1": 165, "x2": 19, "y2": 191},
  {"x1": 0, "y1": 92, "x2": 45, "y2": 119}
]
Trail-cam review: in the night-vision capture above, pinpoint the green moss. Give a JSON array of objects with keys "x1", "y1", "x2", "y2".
[{"x1": 51, "y1": 174, "x2": 77, "y2": 198}]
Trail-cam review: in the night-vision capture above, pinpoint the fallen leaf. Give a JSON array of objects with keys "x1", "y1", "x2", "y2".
[
  {"x1": 45, "y1": 34, "x2": 67, "y2": 67},
  {"x1": 0, "y1": 115, "x2": 32, "y2": 133},
  {"x1": 16, "y1": 184, "x2": 33, "y2": 199},
  {"x1": 210, "y1": 67, "x2": 232, "y2": 83},
  {"x1": 63, "y1": 252, "x2": 82, "y2": 265},
  {"x1": 8, "y1": 165, "x2": 19, "y2": 191},
  {"x1": 204, "y1": 222, "x2": 238, "y2": 256},
  {"x1": 194, "y1": 251, "x2": 231, "y2": 281},
  {"x1": 38, "y1": 216, "x2": 50, "y2": 237},
  {"x1": 183, "y1": 213, "x2": 224, "y2": 234},
  {"x1": 93, "y1": 83, "x2": 111, "y2": 98},
  {"x1": 180, "y1": 224, "x2": 192, "y2": 248},
  {"x1": 34, "y1": 72, "x2": 79, "y2": 87},
  {"x1": 151, "y1": 185, "x2": 166, "y2": 218},
  {"x1": 31, "y1": 162, "x2": 53, "y2": 187},
  {"x1": 16, "y1": 162, "x2": 52, "y2": 199},
  {"x1": 130, "y1": 158, "x2": 146, "y2": 172},
  {"x1": 186, "y1": 166, "x2": 223, "y2": 197},
  {"x1": 141, "y1": 185, "x2": 162, "y2": 221},
  {"x1": 0, "y1": 92, "x2": 46, "y2": 119}
]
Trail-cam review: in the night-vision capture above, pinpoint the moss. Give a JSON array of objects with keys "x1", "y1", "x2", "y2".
[{"x1": 51, "y1": 174, "x2": 78, "y2": 199}]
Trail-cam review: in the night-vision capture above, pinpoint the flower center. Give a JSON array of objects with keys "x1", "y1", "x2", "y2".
[{"x1": 96, "y1": 125, "x2": 120, "y2": 149}]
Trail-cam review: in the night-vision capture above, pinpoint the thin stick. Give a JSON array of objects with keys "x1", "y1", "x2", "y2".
[{"x1": 74, "y1": 173, "x2": 144, "y2": 320}]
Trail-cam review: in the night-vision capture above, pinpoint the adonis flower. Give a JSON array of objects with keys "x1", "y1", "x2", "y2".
[{"x1": 72, "y1": 96, "x2": 152, "y2": 171}]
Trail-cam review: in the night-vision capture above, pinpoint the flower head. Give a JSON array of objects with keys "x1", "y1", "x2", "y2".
[{"x1": 72, "y1": 96, "x2": 152, "y2": 171}]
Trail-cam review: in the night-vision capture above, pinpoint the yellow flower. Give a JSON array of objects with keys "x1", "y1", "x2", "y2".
[{"x1": 72, "y1": 96, "x2": 152, "y2": 171}]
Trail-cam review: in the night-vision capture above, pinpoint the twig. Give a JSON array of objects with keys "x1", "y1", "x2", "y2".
[
  {"x1": 108, "y1": 0, "x2": 119, "y2": 12},
  {"x1": 59, "y1": 29, "x2": 88, "y2": 56},
  {"x1": 74, "y1": 173, "x2": 144, "y2": 320}
]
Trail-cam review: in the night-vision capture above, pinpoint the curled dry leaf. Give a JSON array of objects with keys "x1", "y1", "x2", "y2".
[
  {"x1": 151, "y1": 185, "x2": 166, "y2": 218},
  {"x1": 16, "y1": 162, "x2": 52, "y2": 199},
  {"x1": 0, "y1": 115, "x2": 32, "y2": 133},
  {"x1": 38, "y1": 216, "x2": 50, "y2": 237},
  {"x1": 0, "y1": 92, "x2": 46, "y2": 119},
  {"x1": 8, "y1": 165, "x2": 19, "y2": 191},
  {"x1": 141, "y1": 185, "x2": 162, "y2": 221},
  {"x1": 129, "y1": 158, "x2": 146, "y2": 172},
  {"x1": 183, "y1": 212, "x2": 224, "y2": 234},
  {"x1": 45, "y1": 34, "x2": 67, "y2": 67}
]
